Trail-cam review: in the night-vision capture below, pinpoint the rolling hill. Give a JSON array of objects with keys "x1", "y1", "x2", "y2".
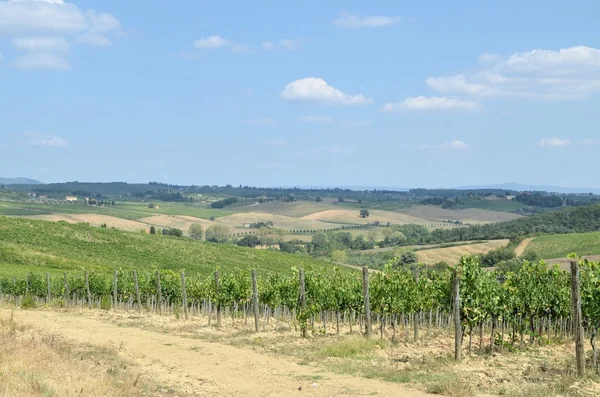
[
  {"x1": 0, "y1": 177, "x2": 43, "y2": 185},
  {"x1": 0, "y1": 216, "x2": 332, "y2": 277}
]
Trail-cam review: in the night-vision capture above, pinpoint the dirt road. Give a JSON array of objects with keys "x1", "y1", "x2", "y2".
[
  {"x1": 514, "y1": 237, "x2": 534, "y2": 257},
  {"x1": 2, "y1": 309, "x2": 430, "y2": 397}
]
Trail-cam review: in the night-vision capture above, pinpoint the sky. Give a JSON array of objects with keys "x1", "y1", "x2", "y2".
[{"x1": 1, "y1": 0, "x2": 600, "y2": 188}]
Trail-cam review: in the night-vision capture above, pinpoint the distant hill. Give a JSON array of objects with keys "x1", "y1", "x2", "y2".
[
  {"x1": 0, "y1": 177, "x2": 43, "y2": 185},
  {"x1": 458, "y1": 183, "x2": 600, "y2": 194}
]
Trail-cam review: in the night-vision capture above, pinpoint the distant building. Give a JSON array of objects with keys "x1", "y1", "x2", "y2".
[
  {"x1": 243, "y1": 223, "x2": 253, "y2": 228},
  {"x1": 65, "y1": 196, "x2": 78, "y2": 202},
  {"x1": 38, "y1": 195, "x2": 48, "y2": 199}
]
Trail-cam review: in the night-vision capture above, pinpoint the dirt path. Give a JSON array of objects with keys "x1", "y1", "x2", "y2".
[
  {"x1": 2, "y1": 309, "x2": 430, "y2": 397},
  {"x1": 514, "y1": 237, "x2": 534, "y2": 257}
]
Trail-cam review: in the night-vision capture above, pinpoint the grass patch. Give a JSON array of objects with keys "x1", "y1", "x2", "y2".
[
  {"x1": 525, "y1": 232, "x2": 600, "y2": 259},
  {"x1": 0, "y1": 215, "x2": 336, "y2": 276},
  {"x1": 316, "y1": 336, "x2": 388, "y2": 359}
]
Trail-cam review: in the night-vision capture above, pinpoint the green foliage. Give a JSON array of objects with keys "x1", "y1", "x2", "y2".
[
  {"x1": 205, "y1": 224, "x2": 230, "y2": 243},
  {"x1": 481, "y1": 246, "x2": 516, "y2": 267},
  {"x1": 0, "y1": 216, "x2": 329, "y2": 277},
  {"x1": 188, "y1": 223, "x2": 204, "y2": 240},
  {"x1": 359, "y1": 209, "x2": 369, "y2": 218},
  {"x1": 524, "y1": 232, "x2": 600, "y2": 259},
  {"x1": 20, "y1": 295, "x2": 37, "y2": 309}
]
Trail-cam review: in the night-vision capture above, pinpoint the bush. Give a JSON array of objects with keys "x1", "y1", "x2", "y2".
[
  {"x1": 20, "y1": 295, "x2": 37, "y2": 309},
  {"x1": 189, "y1": 224, "x2": 204, "y2": 240}
]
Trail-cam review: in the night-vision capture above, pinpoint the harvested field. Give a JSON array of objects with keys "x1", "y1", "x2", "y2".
[
  {"x1": 22, "y1": 214, "x2": 149, "y2": 232},
  {"x1": 138, "y1": 215, "x2": 214, "y2": 234},
  {"x1": 416, "y1": 239, "x2": 510, "y2": 265},
  {"x1": 302, "y1": 209, "x2": 427, "y2": 225},
  {"x1": 235, "y1": 200, "x2": 334, "y2": 217},
  {"x1": 396, "y1": 205, "x2": 522, "y2": 224},
  {"x1": 217, "y1": 212, "x2": 344, "y2": 231}
]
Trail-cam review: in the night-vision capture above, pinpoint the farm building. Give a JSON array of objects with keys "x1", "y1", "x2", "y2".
[{"x1": 65, "y1": 196, "x2": 78, "y2": 202}]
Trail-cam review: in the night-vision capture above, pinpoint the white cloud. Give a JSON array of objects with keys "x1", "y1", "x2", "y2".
[
  {"x1": 334, "y1": 12, "x2": 401, "y2": 28},
  {"x1": 77, "y1": 33, "x2": 111, "y2": 47},
  {"x1": 536, "y1": 137, "x2": 571, "y2": 147},
  {"x1": 0, "y1": 0, "x2": 120, "y2": 35},
  {"x1": 427, "y1": 46, "x2": 600, "y2": 100},
  {"x1": 12, "y1": 36, "x2": 69, "y2": 51},
  {"x1": 0, "y1": 0, "x2": 121, "y2": 70},
  {"x1": 298, "y1": 115, "x2": 332, "y2": 123},
  {"x1": 194, "y1": 35, "x2": 230, "y2": 49},
  {"x1": 13, "y1": 52, "x2": 69, "y2": 70},
  {"x1": 24, "y1": 132, "x2": 68, "y2": 147},
  {"x1": 194, "y1": 35, "x2": 253, "y2": 54},
  {"x1": 265, "y1": 139, "x2": 288, "y2": 147},
  {"x1": 86, "y1": 10, "x2": 120, "y2": 33},
  {"x1": 401, "y1": 140, "x2": 471, "y2": 151},
  {"x1": 262, "y1": 39, "x2": 306, "y2": 51},
  {"x1": 382, "y1": 96, "x2": 480, "y2": 111},
  {"x1": 282, "y1": 77, "x2": 372, "y2": 105},
  {"x1": 244, "y1": 118, "x2": 276, "y2": 125}
]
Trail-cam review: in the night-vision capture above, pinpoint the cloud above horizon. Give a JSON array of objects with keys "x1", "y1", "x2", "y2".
[
  {"x1": 382, "y1": 96, "x2": 480, "y2": 111},
  {"x1": 535, "y1": 137, "x2": 571, "y2": 147},
  {"x1": 334, "y1": 12, "x2": 401, "y2": 28},
  {"x1": 282, "y1": 78, "x2": 372, "y2": 105},
  {"x1": 426, "y1": 46, "x2": 600, "y2": 100},
  {"x1": 0, "y1": 0, "x2": 121, "y2": 70},
  {"x1": 24, "y1": 132, "x2": 68, "y2": 147}
]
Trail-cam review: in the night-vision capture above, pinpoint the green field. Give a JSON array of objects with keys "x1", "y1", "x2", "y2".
[
  {"x1": 117, "y1": 203, "x2": 233, "y2": 219},
  {"x1": 0, "y1": 201, "x2": 233, "y2": 221},
  {"x1": 524, "y1": 232, "x2": 600, "y2": 259},
  {"x1": 0, "y1": 216, "x2": 333, "y2": 277},
  {"x1": 459, "y1": 197, "x2": 530, "y2": 212}
]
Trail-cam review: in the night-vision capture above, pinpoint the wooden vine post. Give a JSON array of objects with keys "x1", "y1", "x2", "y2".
[
  {"x1": 362, "y1": 266, "x2": 371, "y2": 338},
  {"x1": 214, "y1": 271, "x2": 222, "y2": 327},
  {"x1": 299, "y1": 268, "x2": 307, "y2": 337},
  {"x1": 181, "y1": 271, "x2": 188, "y2": 320},
  {"x1": 251, "y1": 270, "x2": 260, "y2": 332},
  {"x1": 85, "y1": 271, "x2": 92, "y2": 309},
  {"x1": 63, "y1": 272, "x2": 69, "y2": 307},
  {"x1": 570, "y1": 259, "x2": 586, "y2": 377},
  {"x1": 112, "y1": 270, "x2": 118, "y2": 311},
  {"x1": 453, "y1": 268, "x2": 462, "y2": 362},
  {"x1": 156, "y1": 270, "x2": 162, "y2": 314},
  {"x1": 133, "y1": 270, "x2": 141, "y2": 314},
  {"x1": 46, "y1": 273, "x2": 51, "y2": 303},
  {"x1": 413, "y1": 266, "x2": 420, "y2": 343}
]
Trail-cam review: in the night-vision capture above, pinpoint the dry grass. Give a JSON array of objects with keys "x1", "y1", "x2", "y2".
[
  {"x1": 217, "y1": 212, "x2": 344, "y2": 231},
  {"x1": 23, "y1": 214, "x2": 149, "y2": 233},
  {"x1": 138, "y1": 214, "x2": 214, "y2": 235},
  {"x1": 302, "y1": 209, "x2": 427, "y2": 225},
  {"x1": 396, "y1": 206, "x2": 522, "y2": 224},
  {"x1": 416, "y1": 240, "x2": 510, "y2": 265},
  {"x1": 0, "y1": 312, "x2": 171, "y2": 397}
]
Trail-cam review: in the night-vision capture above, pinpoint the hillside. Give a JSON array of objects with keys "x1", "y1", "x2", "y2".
[
  {"x1": 431, "y1": 203, "x2": 600, "y2": 242},
  {"x1": 0, "y1": 177, "x2": 42, "y2": 185},
  {"x1": 524, "y1": 231, "x2": 600, "y2": 259},
  {"x1": 0, "y1": 216, "x2": 331, "y2": 277}
]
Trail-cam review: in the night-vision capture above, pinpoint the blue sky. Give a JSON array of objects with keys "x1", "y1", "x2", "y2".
[{"x1": 1, "y1": 0, "x2": 600, "y2": 188}]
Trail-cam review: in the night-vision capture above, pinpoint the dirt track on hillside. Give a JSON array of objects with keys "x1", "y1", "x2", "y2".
[
  {"x1": 2, "y1": 309, "x2": 429, "y2": 397},
  {"x1": 514, "y1": 238, "x2": 534, "y2": 257}
]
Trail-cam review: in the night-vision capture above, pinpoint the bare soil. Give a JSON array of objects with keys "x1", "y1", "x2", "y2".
[
  {"x1": 2, "y1": 308, "x2": 428, "y2": 397},
  {"x1": 514, "y1": 238, "x2": 534, "y2": 257},
  {"x1": 416, "y1": 240, "x2": 510, "y2": 265}
]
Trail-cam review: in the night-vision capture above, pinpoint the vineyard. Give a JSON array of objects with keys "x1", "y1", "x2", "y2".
[{"x1": 2, "y1": 255, "x2": 600, "y2": 373}]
